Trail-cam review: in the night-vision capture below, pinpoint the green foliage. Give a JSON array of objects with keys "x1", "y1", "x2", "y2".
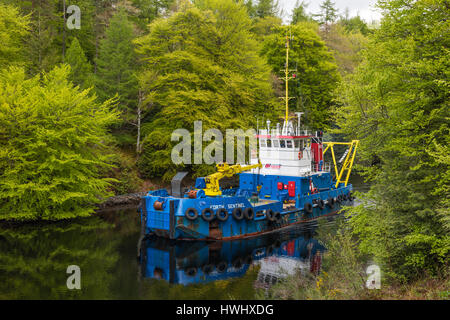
[
  {"x1": 340, "y1": 15, "x2": 371, "y2": 36},
  {"x1": 13, "y1": 0, "x2": 61, "y2": 74},
  {"x1": 243, "y1": 0, "x2": 257, "y2": 18},
  {"x1": 335, "y1": 0, "x2": 450, "y2": 281},
  {"x1": 317, "y1": 0, "x2": 338, "y2": 25},
  {"x1": 96, "y1": 8, "x2": 139, "y2": 122},
  {"x1": 261, "y1": 23, "x2": 340, "y2": 129},
  {"x1": 249, "y1": 16, "x2": 282, "y2": 42},
  {"x1": 0, "y1": 3, "x2": 30, "y2": 69},
  {"x1": 254, "y1": 0, "x2": 280, "y2": 18},
  {"x1": 321, "y1": 23, "x2": 368, "y2": 75},
  {"x1": 65, "y1": 0, "x2": 98, "y2": 63},
  {"x1": 290, "y1": 0, "x2": 311, "y2": 25},
  {"x1": 135, "y1": 0, "x2": 275, "y2": 180},
  {"x1": 129, "y1": 0, "x2": 175, "y2": 30},
  {"x1": 0, "y1": 65, "x2": 120, "y2": 220},
  {"x1": 427, "y1": 139, "x2": 450, "y2": 232},
  {"x1": 65, "y1": 37, "x2": 94, "y2": 90},
  {"x1": 108, "y1": 151, "x2": 144, "y2": 195}
]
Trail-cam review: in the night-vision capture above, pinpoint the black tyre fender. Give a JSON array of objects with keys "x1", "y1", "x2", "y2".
[
  {"x1": 326, "y1": 197, "x2": 334, "y2": 208},
  {"x1": 201, "y1": 208, "x2": 215, "y2": 222},
  {"x1": 304, "y1": 202, "x2": 313, "y2": 214},
  {"x1": 202, "y1": 264, "x2": 214, "y2": 275},
  {"x1": 274, "y1": 211, "x2": 282, "y2": 223},
  {"x1": 184, "y1": 267, "x2": 197, "y2": 277},
  {"x1": 318, "y1": 199, "x2": 325, "y2": 209},
  {"x1": 244, "y1": 207, "x2": 254, "y2": 220},
  {"x1": 185, "y1": 208, "x2": 198, "y2": 221},
  {"x1": 216, "y1": 208, "x2": 229, "y2": 222},
  {"x1": 232, "y1": 257, "x2": 243, "y2": 269},
  {"x1": 216, "y1": 261, "x2": 227, "y2": 273},
  {"x1": 266, "y1": 209, "x2": 276, "y2": 221},
  {"x1": 273, "y1": 239, "x2": 282, "y2": 248},
  {"x1": 232, "y1": 208, "x2": 244, "y2": 220}
]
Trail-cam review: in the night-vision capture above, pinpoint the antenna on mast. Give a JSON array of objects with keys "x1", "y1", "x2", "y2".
[{"x1": 279, "y1": 29, "x2": 297, "y2": 134}]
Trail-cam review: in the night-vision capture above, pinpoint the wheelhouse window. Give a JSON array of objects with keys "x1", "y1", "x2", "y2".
[
  {"x1": 286, "y1": 140, "x2": 293, "y2": 148},
  {"x1": 273, "y1": 139, "x2": 280, "y2": 148},
  {"x1": 294, "y1": 139, "x2": 299, "y2": 148},
  {"x1": 280, "y1": 140, "x2": 286, "y2": 148},
  {"x1": 260, "y1": 139, "x2": 266, "y2": 148},
  {"x1": 267, "y1": 139, "x2": 272, "y2": 148}
]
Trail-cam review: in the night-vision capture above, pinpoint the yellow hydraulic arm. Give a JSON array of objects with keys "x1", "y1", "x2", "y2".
[
  {"x1": 203, "y1": 162, "x2": 262, "y2": 196},
  {"x1": 323, "y1": 140, "x2": 359, "y2": 188}
]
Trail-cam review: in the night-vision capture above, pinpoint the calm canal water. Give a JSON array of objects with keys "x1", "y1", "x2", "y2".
[{"x1": 0, "y1": 175, "x2": 368, "y2": 299}]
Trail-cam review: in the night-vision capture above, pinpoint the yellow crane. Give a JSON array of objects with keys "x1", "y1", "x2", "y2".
[
  {"x1": 323, "y1": 140, "x2": 359, "y2": 188},
  {"x1": 201, "y1": 162, "x2": 262, "y2": 196}
]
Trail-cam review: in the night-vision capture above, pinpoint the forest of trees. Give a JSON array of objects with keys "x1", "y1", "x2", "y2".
[{"x1": 0, "y1": 0, "x2": 448, "y2": 291}]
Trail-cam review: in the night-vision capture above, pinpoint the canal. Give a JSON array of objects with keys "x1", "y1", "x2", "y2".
[{"x1": 0, "y1": 176, "x2": 368, "y2": 299}]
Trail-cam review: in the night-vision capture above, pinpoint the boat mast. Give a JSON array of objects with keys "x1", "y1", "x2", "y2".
[
  {"x1": 281, "y1": 30, "x2": 295, "y2": 133},
  {"x1": 285, "y1": 33, "x2": 289, "y2": 125}
]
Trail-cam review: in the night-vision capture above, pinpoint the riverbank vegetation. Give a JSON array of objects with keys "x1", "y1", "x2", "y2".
[
  {"x1": 260, "y1": 216, "x2": 449, "y2": 300},
  {"x1": 0, "y1": 0, "x2": 448, "y2": 299}
]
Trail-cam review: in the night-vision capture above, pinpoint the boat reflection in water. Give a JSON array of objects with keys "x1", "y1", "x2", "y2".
[{"x1": 138, "y1": 226, "x2": 325, "y2": 288}]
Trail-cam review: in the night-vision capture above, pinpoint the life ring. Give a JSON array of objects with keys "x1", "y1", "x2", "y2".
[
  {"x1": 232, "y1": 208, "x2": 244, "y2": 220},
  {"x1": 201, "y1": 208, "x2": 215, "y2": 222},
  {"x1": 298, "y1": 151, "x2": 303, "y2": 160},
  {"x1": 185, "y1": 208, "x2": 198, "y2": 220},
  {"x1": 304, "y1": 202, "x2": 313, "y2": 214},
  {"x1": 266, "y1": 209, "x2": 276, "y2": 222},
  {"x1": 244, "y1": 207, "x2": 254, "y2": 220},
  {"x1": 216, "y1": 208, "x2": 229, "y2": 222}
]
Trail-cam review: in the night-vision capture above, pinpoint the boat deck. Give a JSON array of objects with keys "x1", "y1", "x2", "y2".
[
  {"x1": 251, "y1": 199, "x2": 278, "y2": 207},
  {"x1": 251, "y1": 198, "x2": 298, "y2": 212}
]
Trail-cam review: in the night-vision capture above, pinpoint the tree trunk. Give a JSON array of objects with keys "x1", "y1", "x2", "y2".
[{"x1": 136, "y1": 89, "x2": 143, "y2": 154}]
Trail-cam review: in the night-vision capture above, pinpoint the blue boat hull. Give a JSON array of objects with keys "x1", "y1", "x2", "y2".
[{"x1": 140, "y1": 173, "x2": 353, "y2": 241}]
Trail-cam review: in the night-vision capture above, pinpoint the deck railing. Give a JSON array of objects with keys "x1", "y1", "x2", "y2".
[{"x1": 311, "y1": 162, "x2": 331, "y2": 173}]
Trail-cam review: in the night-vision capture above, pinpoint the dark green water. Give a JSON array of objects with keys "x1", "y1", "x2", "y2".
[{"x1": 0, "y1": 175, "x2": 367, "y2": 300}]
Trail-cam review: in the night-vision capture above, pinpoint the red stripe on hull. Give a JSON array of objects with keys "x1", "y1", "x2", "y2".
[{"x1": 172, "y1": 210, "x2": 341, "y2": 241}]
